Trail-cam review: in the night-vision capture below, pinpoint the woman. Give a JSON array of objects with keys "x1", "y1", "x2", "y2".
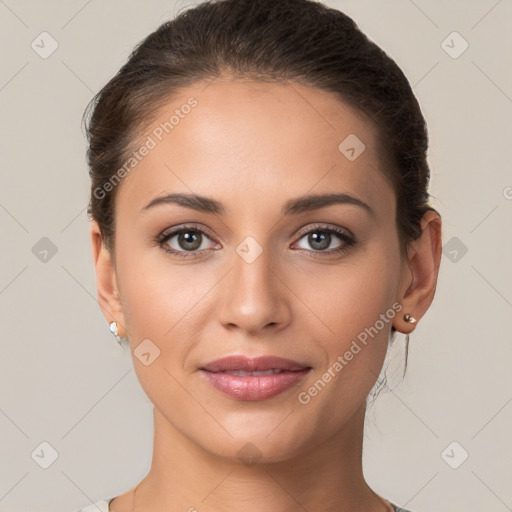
[{"x1": 78, "y1": 0, "x2": 442, "y2": 510}]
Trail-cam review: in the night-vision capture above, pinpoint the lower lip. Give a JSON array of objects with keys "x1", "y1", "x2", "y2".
[{"x1": 199, "y1": 369, "x2": 311, "y2": 401}]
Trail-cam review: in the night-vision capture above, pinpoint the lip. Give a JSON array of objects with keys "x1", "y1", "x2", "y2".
[{"x1": 199, "y1": 355, "x2": 312, "y2": 401}]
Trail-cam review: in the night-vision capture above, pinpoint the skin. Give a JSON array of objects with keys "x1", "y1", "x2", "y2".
[{"x1": 91, "y1": 78, "x2": 442, "y2": 512}]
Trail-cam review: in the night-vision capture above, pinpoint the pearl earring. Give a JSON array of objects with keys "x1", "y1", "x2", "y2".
[{"x1": 109, "y1": 321, "x2": 123, "y2": 345}]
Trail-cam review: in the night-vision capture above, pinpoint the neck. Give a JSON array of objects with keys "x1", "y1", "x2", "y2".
[{"x1": 128, "y1": 403, "x2": 390, "y2": 512}]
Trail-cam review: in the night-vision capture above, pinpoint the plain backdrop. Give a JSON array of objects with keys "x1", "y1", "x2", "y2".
[{"x1": 0, "y1": 1, "x2": 511, "y2": 511}]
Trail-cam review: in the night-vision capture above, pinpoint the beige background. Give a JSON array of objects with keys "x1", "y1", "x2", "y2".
[{"x1": 0, "y1": 1, "x2": 511, "y2": 511}]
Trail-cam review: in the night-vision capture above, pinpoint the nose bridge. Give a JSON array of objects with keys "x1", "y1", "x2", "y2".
[{"x1": 216, "y1": 234, "x2": 289, "y2": 332}]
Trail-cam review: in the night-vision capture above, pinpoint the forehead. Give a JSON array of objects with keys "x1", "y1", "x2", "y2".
[{"x1": 116, "y1": 78, "x2": 394, "y2": 219}]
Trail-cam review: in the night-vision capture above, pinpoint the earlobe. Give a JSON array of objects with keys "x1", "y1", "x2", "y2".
[
  {"x1": 90, "y1": 221, "x2": 127, "y2": 337},
  {"x1": 393, "y1": 210, "x2": 442, "y2": 334}
]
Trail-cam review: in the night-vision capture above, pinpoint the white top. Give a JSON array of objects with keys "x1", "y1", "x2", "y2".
[{"x1": 75, "y1": 497, "x2": 412, "y2": 511}]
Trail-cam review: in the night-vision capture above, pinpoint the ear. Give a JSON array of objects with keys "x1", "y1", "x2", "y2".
[
  {"x1": 394, "y1": 210, "x2": 442, "y2": 334},
  {"x1": 90, "y1": 220, "x2": 127, "y2": 338}
]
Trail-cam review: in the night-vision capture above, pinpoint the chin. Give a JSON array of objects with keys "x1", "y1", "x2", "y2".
[{"x1": 198, "y1": 426, "x2": 314, "y2": 466}]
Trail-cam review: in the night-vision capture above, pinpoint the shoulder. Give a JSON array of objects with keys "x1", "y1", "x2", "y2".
[{"x1": 73, "y1": 498, "x2": 113, "y2": 512}]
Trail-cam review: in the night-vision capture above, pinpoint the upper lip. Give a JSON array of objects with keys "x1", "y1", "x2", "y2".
[{"x1": 200, "y1": 355, "x2": 311, "y2": 372}]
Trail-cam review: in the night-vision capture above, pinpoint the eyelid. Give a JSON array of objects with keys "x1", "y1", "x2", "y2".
[
  {"x1": 157, "y1": 223, "x2": 353, "y2": 243},
  {"x1": 294, "y1": 222, "x2": 354, "y2": 240},
  {"x1": 158, "y1": 222, "x2": 216, "y2": 241}
]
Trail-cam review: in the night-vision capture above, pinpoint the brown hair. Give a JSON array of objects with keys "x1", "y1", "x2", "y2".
[{"x1": 83, "y1": 0, "x2": 438, "y2": 275}]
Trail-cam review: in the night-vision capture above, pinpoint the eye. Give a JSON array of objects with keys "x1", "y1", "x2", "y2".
[
  {"x1": 157, "y1": 224, "x2": 219, "y2": 258},
  {"x1": 293, "y1": 224, "x2": 356, "y2": 255},
  {"x1": 155, "y1": 223, "x2": 356, "y2": 259}
]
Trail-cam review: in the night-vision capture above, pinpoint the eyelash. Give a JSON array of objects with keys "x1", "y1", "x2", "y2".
[{"x1": 155, "y1": 223, "x2": 356, "y2": 259}]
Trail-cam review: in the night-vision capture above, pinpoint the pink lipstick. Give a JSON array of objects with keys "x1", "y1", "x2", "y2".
[{"x1": 199, "y1": 355, "x2": 312, "y2": 401}]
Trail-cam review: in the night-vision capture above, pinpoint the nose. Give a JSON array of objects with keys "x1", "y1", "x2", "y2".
[{"x1": 216, "y1": 241, "x2": 292, "y2": 336}]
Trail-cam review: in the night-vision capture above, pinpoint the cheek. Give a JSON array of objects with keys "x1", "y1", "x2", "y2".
[
  {"x1": 296, "y1": 245, "x2": 401, "y2": 345},
  {"x1": 115, "y1": 249, "x2": 217, "y2": 388},
  {"x1": 292, "y1": 260, "x2": 400, "y2": 429},
  {"x1": 115, "y1": 238, "x2": 198, "y2": 338}
]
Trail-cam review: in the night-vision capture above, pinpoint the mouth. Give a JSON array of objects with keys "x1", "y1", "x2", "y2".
[
  {"x1": 212, "y1": 369, "x2": 289, "y2": 376},
  {"x1": 199, "y1": 355, "x2": 312, "y2": 401},
  {"x1": 200, "y1": 355, "x2": 310, "y2": 373}
]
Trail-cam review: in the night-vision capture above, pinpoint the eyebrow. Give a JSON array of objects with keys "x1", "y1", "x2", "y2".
[{"x1": 141, "y1": 192, "x2": 374, "y2": 217}]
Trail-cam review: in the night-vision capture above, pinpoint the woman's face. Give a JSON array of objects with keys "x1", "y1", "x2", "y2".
[{"x1": 96, "y1": 78, "x2": 413, "y2": 462}]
